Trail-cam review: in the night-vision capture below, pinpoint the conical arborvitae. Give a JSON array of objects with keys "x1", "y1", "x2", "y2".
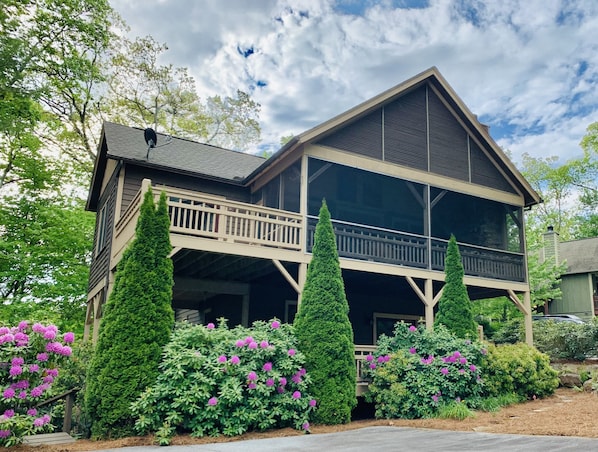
[
  {"x1": 294, "y1": 200, "x2": 356, "y2": 424},
  {"x1": 434, "y1": 234, "x2": 478, "y2": 339},
  {"x1": 85, "y1": 189, "x2": 174, "y2": 438}
]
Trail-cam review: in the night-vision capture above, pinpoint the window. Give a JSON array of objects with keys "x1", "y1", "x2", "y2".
[
  {"x1": 95, "y1": 204, "x2": 108, "y2": 255},
  {"x1": 373, "y1": 312, "x2": 421, "y2": 341}
]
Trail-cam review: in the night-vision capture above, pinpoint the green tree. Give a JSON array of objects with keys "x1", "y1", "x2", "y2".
[
  {"x1": 293, "y1": 200, "x2": 356, "y2": 425},
  {"x1": 104, "y1": 36, "x2": 261, "y2": 151},
  {"x1": 434, "y1": 235, "x2": 478, "y2": 339},
  {"x1": 85, "y1": 188, "x2": 174, "y2": 438}
]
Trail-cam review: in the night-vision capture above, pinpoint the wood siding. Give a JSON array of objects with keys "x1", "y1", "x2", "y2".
[
  {"x1": 87, "y1": 172, "x2": 118, "y2": 291},
  {"x1": 315, "y1": 83, "x2": 518, "y2": 196},
  {"x1": 121, "y1": 165, "x2": 251, "y2": 215}
]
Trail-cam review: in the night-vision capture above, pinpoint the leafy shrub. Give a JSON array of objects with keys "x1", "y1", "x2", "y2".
[
  {"x1": 131, "y1": 319, "x2": 315, "y2": 445},
  {"x1": 481, "y1": 343, "x2": 559, "y2": 399},
  {"x1": 365, "y1": 323, "x2": 486, "y2": 419},
  {"x1": 0, "y1": 322, "x2": 74, "y2": 446},
  {"x1": 437, "y1": 400, "x2": 474, "y2": 420},
  {"x1": 294, "y1": 200, "x2": 356, "y2": 424},
  {"x1": 532, "y1": 321, "x2": 597, "y2": 361},
  {"x1": 491, "y1": 318, "x2": 523, "y2": 344}
]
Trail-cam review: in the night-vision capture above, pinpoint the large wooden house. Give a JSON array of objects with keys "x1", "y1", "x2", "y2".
[{"x1": 85, "y1": 67, "x2": 540, "y2": 356}]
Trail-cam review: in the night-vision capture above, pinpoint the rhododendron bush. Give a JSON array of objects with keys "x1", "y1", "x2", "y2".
[
  {"x1": 0, "y1": 322, "x2": 74, "y2": 446},
  {"x1": 131, "y1": 319, "x2": 316, "y2": 446}
]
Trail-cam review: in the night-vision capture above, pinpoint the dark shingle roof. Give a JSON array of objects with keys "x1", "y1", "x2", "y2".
[
  {"x1": 560, "y1": 237, "x2": 598, "y2": 274},
  {"x1": 103, "y1": 122, "x2": 265, "y2": 181}
]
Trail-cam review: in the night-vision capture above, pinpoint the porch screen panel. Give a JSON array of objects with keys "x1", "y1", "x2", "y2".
[
  {"x1": 428, "y1": 90, "x2": 469, "y2": 181},
  {"x1": 318, "y1": 109, "x2": 383, "y2": 160},
  {"x1": 470, "y1": 140, "x2": 518, "y2": 194},
  {"x1": 383, "y1": 86, "x2": 427, "y2": 171}
]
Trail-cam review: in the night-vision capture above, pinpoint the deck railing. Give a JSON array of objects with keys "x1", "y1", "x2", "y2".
[
  {"x1": 115, "y1": 182, "x2": 525, "y2": 282},
  {"x1": 307, "y1": 217, "x2": 525, "y2": 282},
  {"x1": 355, "y1": 345, "x2": 377, "y2": 395}
]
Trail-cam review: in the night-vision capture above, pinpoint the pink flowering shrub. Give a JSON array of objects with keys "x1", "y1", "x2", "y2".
[
  {"x1": 365, "y1": 322, "x2": 486, "y2": 419},
  {"x1": 131, "y1": 319, "x2": 316, "y2": 445},
  {"x1": 0, "y1": 322, "x2": 74, "y2": 446}
]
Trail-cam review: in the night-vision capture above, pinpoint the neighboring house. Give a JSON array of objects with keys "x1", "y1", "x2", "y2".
[
  {"x1": 85, "y1": 67, "x2": 541, "y2": 349},
  {"x1": 542, "y1": 227, "x2": 598, "y2": 320}
]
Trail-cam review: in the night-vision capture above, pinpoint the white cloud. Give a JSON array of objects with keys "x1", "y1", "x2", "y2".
[{"x1": 110, "y1": 0, "x2": 598, "y2": 161}]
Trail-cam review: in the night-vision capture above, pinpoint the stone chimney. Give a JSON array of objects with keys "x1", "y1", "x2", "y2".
[{"x1": 542, "y1": 226, "x2": 560, "y2": 265}]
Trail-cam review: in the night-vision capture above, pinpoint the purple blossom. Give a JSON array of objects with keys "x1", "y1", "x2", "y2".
[
  {"x1": 288, "y1": 349, "x2": 296, "y2": 356},
  {"x1": 33, "y1": 417, "x2": 45, "y2": 427},
  {"x1": 459, "y1": 358, "x2": 467, "y2": 364},
  {"x1": 365, "y1": 354, "x2": 374, "y2": 362},
  {"x1": 206, "y1": 323, "x2": 215, "y2": 329},
  {"x1": 43, "y1": 376, "x2": 54, "y2": 384},
  {"x1": 277, "y1": 386, "x2": 285, "y2": 394},
  {"x1": 244, "y1": 336, "x2": 254, "y2": 345},
  {"x1": 44, "y1": 330, "x2": 57, "y2": 340},
  {"x1": 279, "y1": 377, "x2": 287, "y2": 386},
  {"x1": 291, "y1": 374, "x2": 302, "y2": 384},
  {"x1": 299, "y1": 368, "x2": 306, "y2": 376},
  {"x1": 31, "y1": 386, "x2": 44, "y2": 397},
  {"x1": 1, "y1": 333, "x2": 14, "y2": 343},
  {"x1": 218, "y1": 355, "x2": 227, "y2": 363},
  {"x1": 459, "y1": 369, "x2": 465, "y2": 374},
  {"x1": 37, "y1": 353, "x2": 48, "y2": 362},
  {"x1": 302, "y1": 422, "x2": 310, "y2": 431},
  {"x1": 271, "y1": 320, "x2": 281, "y2": 329},
  {"x1": 18, "y1": 321, "x2": 28, "y2": 331},
  {"x1": 9, "y1": 366, "x2": 22, "y2": 377},
  {"x1": 260, "y1": 340, "x2": 269, "y2": 349},
  {"x1": 263, "y1": 362, "x2": 273, "y2": 372},
  {"x1": 29, "y1": 364, "x2": 39, "y2": 373},
  {"x1": 247, "y1": 371, "x2": 257, "y2": 381},
  {"x1": 32, "y1": 323, "x2": 45, "y2": 334},
  {"x1": 421, "y1": 355, "x2": 435, "y2": 365},
  {"x1": 0, "y1": 327, "x2": 9, "y2": 335},
  {"x1": 292, "y1": 391, "x2": 301, "y2": 399},
  {"x1": 369, "y1": 363, "x2": 377, "y2": 370},
  {"x1": 63, "y1": 332, "x2": 75, "y2": 343},
  {"x1": 235, "y1": 339, "x2": 245, "y2": 347},
  {"x1": 208, "y1": 397, "x2": 218, "y2": 406},
  {"x1": 11, "y1": 357, "x2": 24, "y2": 366},
  {"x1": 27, "y1": 408, "x2": 37, "y2": 416},
  {"x1": 432, "y1": 394, "x2": 439, "y2": 403},
  {"x1": 409, "y1": 347, "x2": 417, "y2": 354},
  {"x1": 309, "y1": 399, "x2": 317, "y2": 407},
  {"x1": 15, "y1": 379, "x2": 29, "y2": 389},
  {"x1": 2, "y1": 388, "x2": 15, "y2": 399},
  {"x1": 18, "y1": 391, "x2": 27, "y2": 399},
  {"x1": 481, "y1": 348, "x2": 487, "y2": 355},
  {"x1": 3, "y1": 410, "x2": 14, "y2": 419},
  {"x1": 61, "y1": 346, "x2": 72, "y2": 356},
  {"x1": 441, "y1": 367, "x2": 449, "y2": 375},
  {"x1": 0, "y1": 430, "x2": 10, "y2": 439},
  {"x1": 469, "y1": 365, "x2": 477, "y2": 372},
  {"x1": 248, "y1": 341, "x2": 258, "y2": 350},
  {"x1": 47, "y1": 368, "x2": 58, "y2": 377},
  {"x1": 409, "y1": 325, "x2": 417, "y2": 332},
  {"x1": 248, "y1": 383, "x2": 257, "y2": 390},
  {"x1": 453, "y1": 351, "x2": 461, "y2": 358},
  {"x1": 266, "y1": 378, "x2": 275, "y2": 387},
  {"x1": 230, "y1": 355, "x2": 240, "y2": 365},
  {"x1": 377, "y1": 355, "x2": 386, "y2": 363}
]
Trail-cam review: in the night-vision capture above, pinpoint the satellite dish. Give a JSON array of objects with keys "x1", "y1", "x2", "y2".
[
  {"x1": 144, "y1": 128, "x2": 157, "y2": 159},
  {"x1": 144, "y1": 128, "x2": 157, "y2": 148}
]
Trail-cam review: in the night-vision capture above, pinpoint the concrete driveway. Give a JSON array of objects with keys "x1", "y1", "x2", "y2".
[{"x1": 99, "y1": 426, "x2": 598, "y2": 451}]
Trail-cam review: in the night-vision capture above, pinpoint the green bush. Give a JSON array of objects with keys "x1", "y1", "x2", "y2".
[
  {"x1": 85, "y1": 189, "x2": 175, "y2": 439},
  {"x1": 491, "y1": 318, "x2": 524, "y2": 344},
  {"x1": 294, "y1": 200, "x2": 356, "y2": 424},
  {"x1": 365, "y1": 323, "x2": 486, "y2": 419},
  {"x1": 131, "y1": 320, "x2": 315, "y2": 445},
  {"x1": 434, "y1": 235, "x2": 478, "y2": 340},
  {"x1": 533, "y1": 321, "x2": 597, "y2": 361},
  {"x1": 481, "y1": 343, "x2": 559, "y2": 399}
]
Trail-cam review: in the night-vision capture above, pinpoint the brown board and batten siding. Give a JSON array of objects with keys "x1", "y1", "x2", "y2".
[
  {"x1": 315, "y1": 82, "x2": 519, "y2": 196},
  {"x1": 87, "y1": 172, "x2": 118, "y2": 291},
  {"x1": 120, "y1": 165, "x2": 252, "y2": 216}
]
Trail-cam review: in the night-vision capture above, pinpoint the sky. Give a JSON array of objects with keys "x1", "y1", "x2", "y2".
[{"x1": 109, "y1": 0, "x2": 598, "y2": 166}]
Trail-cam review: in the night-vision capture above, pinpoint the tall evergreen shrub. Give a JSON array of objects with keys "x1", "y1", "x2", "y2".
[
  {"x1": 85, "y1": 189, "x2": 174, "y2": 438},
  {"x1": 434, "y1": 235, "x2": 478, "y2": 339},
  {"x1": 293, "y1": 200, "x2": 356, "y2": 424}
]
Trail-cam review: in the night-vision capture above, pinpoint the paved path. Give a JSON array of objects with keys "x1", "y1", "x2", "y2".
[{"x1": 99, "y1": 426, "x2": 598, "y2": 451}]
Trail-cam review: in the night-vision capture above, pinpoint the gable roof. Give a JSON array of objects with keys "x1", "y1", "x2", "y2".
[
  {"x1": 560, "y1": 237, "x2": 598, "y2": 275},
  {"x1": 246, "y1": 66, "x2": 541, "y2": 207},
  {"x1": 87, "y1": 122, "x2": 265, "y2": 210}
]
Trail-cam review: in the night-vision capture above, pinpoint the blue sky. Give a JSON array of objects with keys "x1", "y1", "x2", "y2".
[{"x1": 110, "y1": 0, "x2": 598, "y2": 166}]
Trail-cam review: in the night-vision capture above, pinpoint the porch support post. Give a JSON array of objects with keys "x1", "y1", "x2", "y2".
[
  {"x1": 508, "y1": 289, "x2": 533, "y2": 346},
  {"x1": 297, "y1": 262, "x2": 307, "y2": 305},
  {"x1": 241, "y1": 294, "x2": 249, "y2": 327},
  {"x1": 406, "y1": 277, "x2": 442, "y2": 330}
]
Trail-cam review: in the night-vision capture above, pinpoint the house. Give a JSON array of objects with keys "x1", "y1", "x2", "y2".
[
  {"x1": 85, "y1": 67, "x2": 541, "y2": 351},
  {"x1": 542, "y1": 227, "x2": 598, "y2": 320}
]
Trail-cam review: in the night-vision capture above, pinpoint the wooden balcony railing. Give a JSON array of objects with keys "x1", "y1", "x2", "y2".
[
  {"x1": 114, "y1": 181, "x2": 525, "y2": 283},
  {"x1": 307, "y1": 217, "x2": 525, "y2": 282},
  {"x1": 355, "y1": 345, "x2": 377, "y2": 396}
]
